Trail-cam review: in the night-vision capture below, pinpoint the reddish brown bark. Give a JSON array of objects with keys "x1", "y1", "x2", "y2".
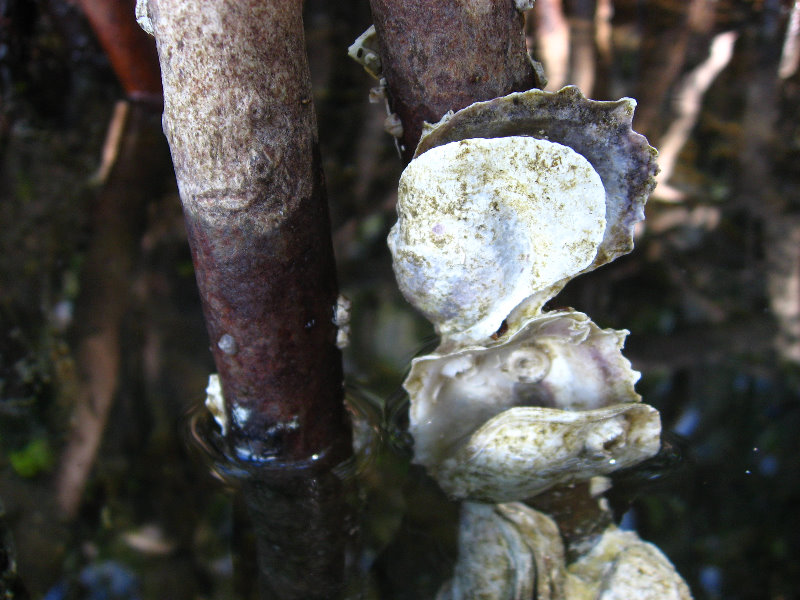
[
  {"x1": 147, "y1": 0, "x2": 350, "y2": 467},
  {"x1": 75, "y1": 0, "x2": 162, "y2": 101},
  {"x1": 368, "y1": 0, "x2": 538, "y2": 162},
  {"x1": 145, "y1": 3, "x2": 355, "y2": 593}
]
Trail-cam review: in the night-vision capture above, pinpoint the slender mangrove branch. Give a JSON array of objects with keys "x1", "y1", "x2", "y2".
[
  {"x1": 144, "y1": 2, "x2": 353, "y2": 595},
  {"x1": 368, "y1": 0, "x2": 539, "y2": 162},
  {"x1": 146, "y1": 0, "x2": 351, "y2": 467},
  {"x1": 74, "y1": 0, "x2": 162, "y2": 102}
]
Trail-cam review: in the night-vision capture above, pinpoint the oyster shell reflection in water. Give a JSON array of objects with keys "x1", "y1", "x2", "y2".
[
  {"x1": 565, "y1": 527, "x2": 693, "y2": 600},
  {"x1": 441, "y1": 504, "x2": 692, "y2": 600},
  {"x1": 438, "y1": 502, "x2": 567, "y2": 600}
]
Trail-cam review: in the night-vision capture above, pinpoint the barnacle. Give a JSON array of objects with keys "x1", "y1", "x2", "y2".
[
  {"x1": 204, "y1": 374, "x2": 228, "y2": 435},
  {"x1": 347, "y1": 25, "x2": 382, "y2": 79}
]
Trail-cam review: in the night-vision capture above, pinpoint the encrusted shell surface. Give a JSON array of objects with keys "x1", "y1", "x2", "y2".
[
  {"x1": 389, "y1": 136, "x2": 606, "y2": 342},
  {"x1": 440, "y1": 403, "x2": 660, "y2": 502},
  {"x1": 565, "y1": 526, "x2": 693, "y2": 600},
  {"x1": 389, "y1": 87, "x2": 657, "y2": 344},
  {"x1": 440, "y1": 511, "x2": 692, "y2": 600},
  {"x1": 406, "y1": 310, "x2": 660, "y2": 502},
  {"x1": 416, "y1": 86, "x2": 658, "y2": 279},
  {"x1": 438, "y1": 502, "x2": 567, "y2": 600}
]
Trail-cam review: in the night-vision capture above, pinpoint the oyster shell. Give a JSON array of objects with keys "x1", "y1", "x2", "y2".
[
  {"x1": 440, "y1": 403, "x2": 660, "y2": 502},
  {"x1": 388, "y1": 136, "x2": 607, "y2": 343},
  {"x1": 438, "y1": 502, "x2": 567, "y2": 600},
  {"x1": 390, "y1": 86, "x2": 658, "y2": 336},
  {"x1": 416, "y1": 86, "x2": 658, "y2": 279},
  {"x1": 204, "y1": 373, "x2": 228, "y2": 435},
  {"x1": 565, "y1": 526, "x2": 693, "y2": 600},
  {"x1": 406, "y1": 310, "x2": 660, "y2": 501},
  {"x1": 387, "y1": 85, "x2": 665, "y2": 549},
  {"x1": 441, "y1": 508, "x2": 693, "y2": 600}
]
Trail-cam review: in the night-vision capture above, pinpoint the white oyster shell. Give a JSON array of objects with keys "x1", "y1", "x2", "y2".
[
  {"x1": 438, "y1": 502, "x2": 567, "y2": 600},
  {"x1": 204, "y1": 373, "x2": 228, "y2": 435},
  {"x1": 406, "y1": 310, "x2": 660, "y2": 502},
  {"x1": 416, "y1": 86, "x2": 658, "y2": 277},
  {"x1": 565, "y1": 526, "x2": 693, "y2": 600},
  {"x1": 410, "y1": 86, "x2": 658, "y2": 331},
  {"x1": 441, "y1": 403, "x2": 660, "y2": 502},
  {"x1": 440, "y1": 508, "x2": 693, "y2": 600},
  {"x1": 388, "y1": 136, "x2": 606, "y2": 342}
]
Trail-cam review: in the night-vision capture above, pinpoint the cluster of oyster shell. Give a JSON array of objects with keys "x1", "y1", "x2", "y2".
[
  {"x1": 441, "y1": 501, "x2": 692, "y2": 600},
  {"x1": 388, "y1": 86, "x2": 692, "y2": 598}
]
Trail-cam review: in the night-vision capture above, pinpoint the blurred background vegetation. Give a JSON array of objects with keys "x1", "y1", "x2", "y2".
[{"x1": 1, "y1": 0, "x2": 799, "y2": 598}]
